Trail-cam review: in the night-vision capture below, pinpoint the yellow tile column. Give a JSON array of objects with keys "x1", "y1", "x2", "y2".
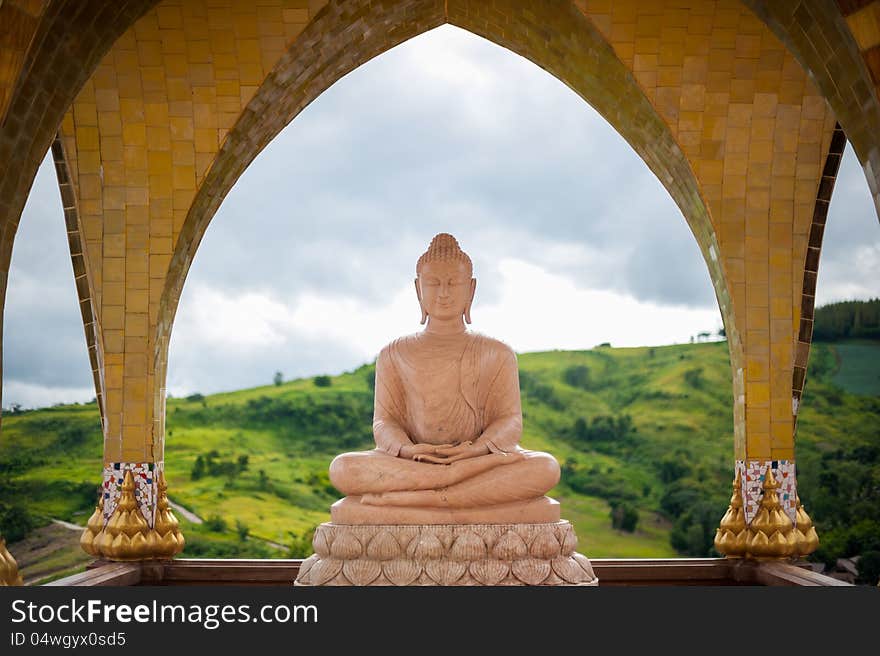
[
  {"x1": 59, "y1": 0, "x2": 316, "y2": 560},
  {"x1": 577, "y1": 0, "x2": 831, "y2": 558}
]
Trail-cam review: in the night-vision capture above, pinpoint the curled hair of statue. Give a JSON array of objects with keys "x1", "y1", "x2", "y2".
[{"x1": 416, "y1": 233, "x2": 473, "y2": 276}]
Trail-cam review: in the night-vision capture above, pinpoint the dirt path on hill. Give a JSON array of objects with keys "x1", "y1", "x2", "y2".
[
  {"x1": 51, "y1": 518, "x2": 84, "y2": 531},
  {"x1": 168, "y1": 499, "x2": 203, "y2": 524}
]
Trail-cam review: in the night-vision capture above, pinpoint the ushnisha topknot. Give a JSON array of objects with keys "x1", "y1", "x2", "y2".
[{"x1": 416, "y1": 233, "x2": 473, "y2": 276}]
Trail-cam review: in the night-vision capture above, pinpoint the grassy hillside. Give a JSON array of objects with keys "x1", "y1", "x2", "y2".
[
  {"x1": 823, "y1": 340, "x2": 880, "y2": 396},
  {"x1": 1, "y1": 340, "x2": 878, "y2": 583}
]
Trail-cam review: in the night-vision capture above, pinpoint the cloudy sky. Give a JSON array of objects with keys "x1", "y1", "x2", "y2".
[{"x1": 4, "y1": 26, "x2": 879, "y2": 409}]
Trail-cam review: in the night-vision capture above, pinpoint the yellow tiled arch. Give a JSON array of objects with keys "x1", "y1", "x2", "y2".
[
  {"x1": 58, "y1": 0, "x2": 318, "y2": 462},
  {"x1": 52, "y1": 0, "x2": 738, "y2": 469},
  {"x1": 575, "y1": 0, "x2": 838, "y2": 461},
  {"x1": 1, "y1": 2, "x2": 872, "y2": 553}
]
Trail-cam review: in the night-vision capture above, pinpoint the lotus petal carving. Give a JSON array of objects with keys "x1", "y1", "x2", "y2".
[
  {"x1": 493, "y1": 530, "x2": 528, "y2": 560},
  {"x1": 572, "y1": 553, "x2": 596, "y2": 580},
  {"x1": 298, "y1": 554, "x2": 319, "y2": 581},
  {"x1": 366, "y1": 531, "x2": 401, "y2": 561},
  {"x1": 511, "y1": 558, "x2": 551, "y2": 585},
  {"x1": 469, "y1": 559, "x2": 509, "y2": 585},
  {"x1": 551, "y1": 556, "x2": 587, "y2": 584},
  {"x1": 310, "y1": 557, "x2": 343, "y2": 585},
  {"x1": 408, "y1": 533, "x2": 444, "y2": 560},
  {"x1": 450, "y1": 531, "x2": 487, "y2": 561},
  {"x1": 425, "y1": 559, "x2": 466, "y2": 585},
  {"x1": 529, "y1": 531, "x2": 561, "y2": 559},
  {"x1": 393, "y1": 527, "x2": 419, "y2": 554},
  {"x1": 312, "y1": 528, "x2": 331, "y2": 557},
  {"x1": 330, "y1": 531, "x2": 363, "y2": 559},
  {"x1": 560, "y1": 526, "x2": 578, "y2": 554},
  {"x1": 382, "y1": 559, "x2": 421, "y2": 586},
  {"x1": 342, "y1": 559, "x2": 381, "y2": 586}
]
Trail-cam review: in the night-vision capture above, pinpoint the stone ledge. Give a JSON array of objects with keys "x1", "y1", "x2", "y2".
[
  {"x1": 330, "y1": 495, "x2": 560, "y2": 524},
  {"x1": 294, "y1": 521, "x2": 598, "y2": 586}
]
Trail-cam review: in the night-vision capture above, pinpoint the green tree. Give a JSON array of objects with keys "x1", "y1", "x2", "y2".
[
  {"x1": 273, "y1": 371, "x2": 283, "y2": 386},
  {"x1": 258, "y1": 469, "x2": 270, "y2": 491},
  {"x1": 563, "y1": 365, "x2": 592, "y2": 390},
  {"x1": 813, "y1": 298, "x2": 880, "y2": 340},
  {"x1": 0, "y1": 502, "x2": 37, "y2": 542},
  {"x1": 191, "y1": 455, "x2": 206, "y2": 480},
  {"x1": 610, "y1": 503, "x2": 639, "y2": 532},
  {"x1": 204, "y1": 514, "x2": 227, "y2": 532},
  {"x1": 313, "y1": 375, "x2": 332, "y2": 388},
  {"x1": 287, "y1": 527, "x2": 317, "y2": 558},
  {"x1": 657, "y1": 456, "x2": 691, "y2": 484},
  {"x1": 683, "y1": 367, "x2": 704, "y2": 389}
]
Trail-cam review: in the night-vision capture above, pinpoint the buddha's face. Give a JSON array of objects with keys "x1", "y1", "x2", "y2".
[{"x1": 416, "y1": 260, "x2": 475, "y2": 322}]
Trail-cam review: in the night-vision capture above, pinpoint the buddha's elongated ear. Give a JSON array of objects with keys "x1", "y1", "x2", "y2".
[
  {"x1": 415, "y1": 278, "x2": 427, "y2": 324},
  {"x1": 464, "y1": 277, "x2": 476, "y2": 324}
]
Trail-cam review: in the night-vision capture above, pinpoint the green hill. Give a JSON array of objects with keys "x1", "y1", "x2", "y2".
[{"x1": 1, "y1": 340, "x2": 879, "y2": 583}]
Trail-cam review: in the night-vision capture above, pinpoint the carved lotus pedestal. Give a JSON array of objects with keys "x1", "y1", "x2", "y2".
[{"x1": 294, "y1": 521, "x2": 598, "y2": 586}]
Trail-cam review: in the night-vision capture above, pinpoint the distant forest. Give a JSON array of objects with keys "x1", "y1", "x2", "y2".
[{"x1": 813, "y1": 298, "x2": 880, "y2": 341}]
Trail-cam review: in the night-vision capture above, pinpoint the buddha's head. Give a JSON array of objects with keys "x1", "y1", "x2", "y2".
[{"x1": 415, "y1": 233, "x2": 476, "y2": 326}]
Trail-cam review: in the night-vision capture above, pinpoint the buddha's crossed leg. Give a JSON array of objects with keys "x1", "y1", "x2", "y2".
[
  {"x1": 332, "y1": 449, "x2": 560, "y2": 509},
  {"x1": 329, "y1": 449, "x2": 525, "y2": 496}
]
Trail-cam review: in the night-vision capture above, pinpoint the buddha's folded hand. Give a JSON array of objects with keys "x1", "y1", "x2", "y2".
[
  {"x1": 420, "y1": 441, "x2": 524, "y2": 465},
  {"x1": 400, "y1": 442, "x2": 455, "y2": 462}
]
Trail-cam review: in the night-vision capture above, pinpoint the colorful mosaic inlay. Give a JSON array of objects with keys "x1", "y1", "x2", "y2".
[
  {"x1": 102, "y1": 462, "x2": 162, "y2": 527},
  {"x1": 737, "y1": 460, "x2": 797, "y2": 525}
]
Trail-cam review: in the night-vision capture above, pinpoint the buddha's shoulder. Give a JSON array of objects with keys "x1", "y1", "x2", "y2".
[
  {"x1": 376, "y1": 331, "x2": 515, "y2": 359},
  {"x1": 377, "y1": 332, "x2": 423, "y2": 359},
  {"x1": 467, "y1": 332, "x2": 518, "y2": 363}
]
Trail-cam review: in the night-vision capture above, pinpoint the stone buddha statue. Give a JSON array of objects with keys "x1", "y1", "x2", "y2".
[
  {"x1": 296, "y1": 233, "x2": 597, "y2": 585},
  {"x1": 328, "y1": 233, "x2": 562, "y2": 524}
]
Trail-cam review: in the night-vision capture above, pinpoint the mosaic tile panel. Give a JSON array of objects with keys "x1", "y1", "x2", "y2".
[
  {"x1": 102, "y1": 461, "x2": 162, "y2": 527},
  {"x1": 738, "y1": 459, "x2": 797, "y2": 525}
]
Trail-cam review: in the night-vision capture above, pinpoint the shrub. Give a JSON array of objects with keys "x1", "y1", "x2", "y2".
[
  {"x1": 569, "y1": 414, "x2": 634, "y2": 444},
  {"x1": 313, "y1": 375, "x2": 332, "y2": 388},
  {"x1": 191, "y1": 455, "x2": 206, "y2": 480},
  {"x1": 518, "y1": 371, "x2": 564, "y2": 410},
  {"x1": 287, "y1": 526, "x2": 317, "y2": 558},
  {"x1": 562, "y1": 365, "x2": 592, "y2": 390},
  {"x1": 683, "y1": 367, "x2": 705, "y2": 389},
  {"x1": 258, "y1": 470, "x2": 270, "y2": 491},
  {"x1": 657, "y1": 456, "x2": 691, "y2": 484},
  {"x1": 610, "y1": 503, "x2": 639, "y2": 532},
  {"x1": 0, "y1": 502, "x2": 38, "y2": 543},
  {"x1": 204, "y1": 514, "x2": 228, "y2": 532}
]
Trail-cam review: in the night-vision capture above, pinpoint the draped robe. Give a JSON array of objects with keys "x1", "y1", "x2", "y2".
[{"x1": 372, "y1": 331, "x2": 523, "y2": 456}]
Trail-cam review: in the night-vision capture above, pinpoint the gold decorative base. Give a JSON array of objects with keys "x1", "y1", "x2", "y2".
[
  {"x1": 714, "y1": 469, "x2": 819, "y2": 560},
  {"x1": 80, "y1": 470, "x2": 185, "y2": 561},
  {"x1": 295, "y1": 521, "x2": 598, "y2": 586},
  {"x1": 0, "y1": 538, "x2": 24, "y2": 586}
]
